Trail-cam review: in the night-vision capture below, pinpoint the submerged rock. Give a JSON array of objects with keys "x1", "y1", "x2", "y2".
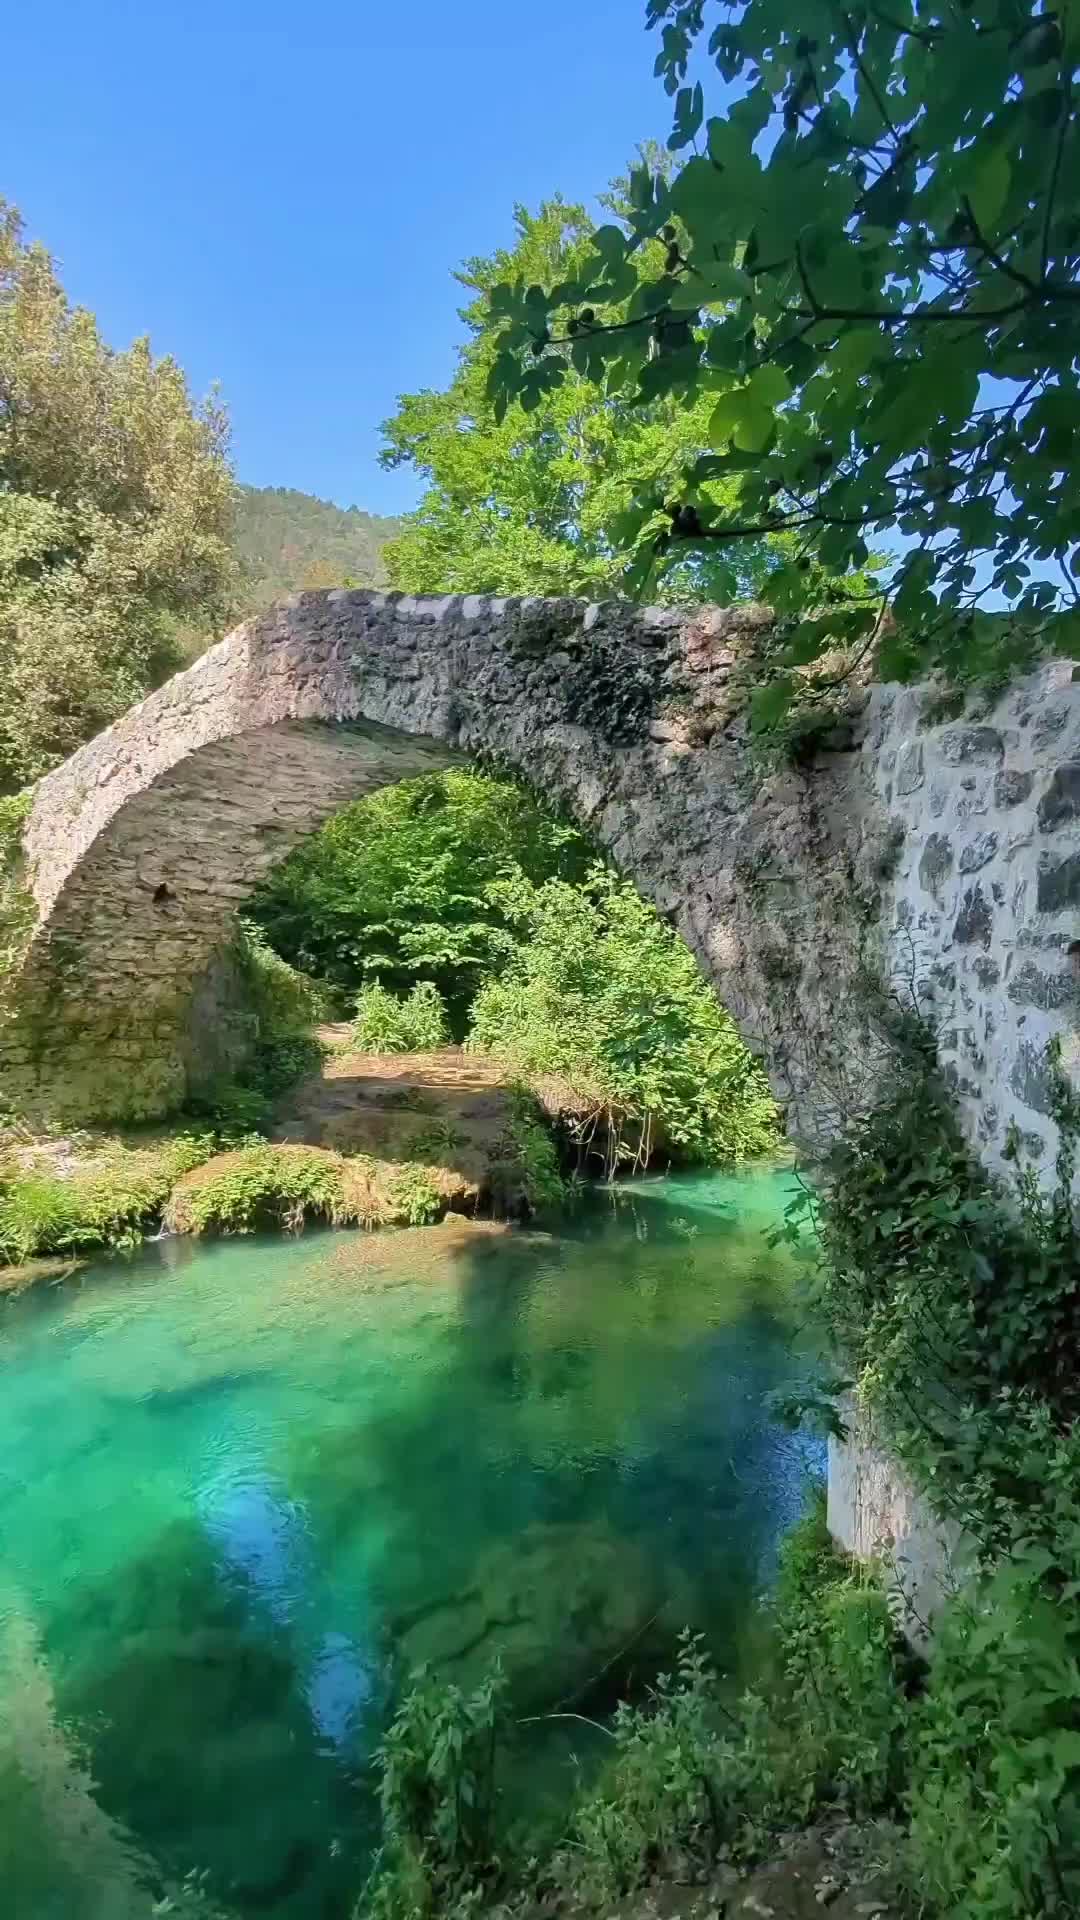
[{"x1": 393, "y1": 1520, "x2": 672, "y2": 1713}]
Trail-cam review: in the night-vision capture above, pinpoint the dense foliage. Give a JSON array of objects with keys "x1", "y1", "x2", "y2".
[
  {"x1": 233, "y1": 484, "x2": 400, "y2": 607},
  {"x1": 488, "y1": 0, "x2": 1080, "y2": 699},
  {"x1": 381, "y1": 192, "x2": 786, "y2": 602},
  {"x1": 249, "y1": 771, "x2": 591, "y2": 1025},
  {"x1": 766, "y1": 1027, "x2": 1080, "y2": 1913},
  {"x1": 469, "y1": 866, "x2": 778, "y2": 1168},
  {"x1": 0, "y1": 199, "x2": 236, "y2": 789}
]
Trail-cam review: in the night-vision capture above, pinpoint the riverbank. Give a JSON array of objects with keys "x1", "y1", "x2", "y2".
[{"x1": 0, "y1": 1041, "x2": 567, "y2": 1284}]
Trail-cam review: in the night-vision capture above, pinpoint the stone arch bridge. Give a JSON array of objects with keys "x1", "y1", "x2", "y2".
[{"x1": 3, "y1": 589, "x2": 1079, "y2": 1170}]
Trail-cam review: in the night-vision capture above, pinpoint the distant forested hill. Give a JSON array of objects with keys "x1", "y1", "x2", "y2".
[{"x1": 233, "y1": 485, "x2": 402, "y2": 609}]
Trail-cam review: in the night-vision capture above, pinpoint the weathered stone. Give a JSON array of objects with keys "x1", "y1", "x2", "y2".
[
  {"x1": 1006, "y1": 960, "x2": 1077, "y2": 1012},
  {"x1": 1009, "y1": 1039, "x2": 1061, "y2": 1116},
  {"x1": 953, "y1": 885, "x2": 993, "y2": 949},
  {"x1": 1033, "y1": 705, "x2": 1069, "y2": 750},
  {"x1": 958, "y1": 831, "x2": 999, "y2": 874},
  {"x1": 994, "y1": 768, "x2": 1035, "y2": 808},
  {"x1": 939, "y1": 726, "x2": 1005, "y2": 765},
  {"x1": 918, "y1": 832, "x2": 954, "y2": 900},
  {"x1": 1037, "y1": 850, "x2": 1080, "y2": 914},
  {"x1": 7, "y1": 591, "x2": 1080, "y2": 1213},
  {"x1": 1037, "y1": 762, "x2": 1080, "y2": 832},
  {"x1": 0, "y1": 592, "x2": 886, "y2": 1138},
  {"x1": 973, "y1": 956, "x2": 1001, "y2": 988},
  {"x1": 895, "y1": 741, "x2": 925, "y2": 795}
]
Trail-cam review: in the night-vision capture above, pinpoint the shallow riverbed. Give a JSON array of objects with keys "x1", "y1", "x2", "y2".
[{"x1": 0, "y1": 1167, "x2": 821, "y2": 1918}]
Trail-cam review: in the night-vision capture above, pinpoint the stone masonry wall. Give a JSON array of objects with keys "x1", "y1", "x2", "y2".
[
  {"x1": 870, "y1": 664, "x2": 1080, "y2": 1180},
  {"x1": 3, "y1": 588, "x2": 1078, "y2": 1177},
  {"x1": 0, "y1": 590, "x2": 888, "y2": 1130}
]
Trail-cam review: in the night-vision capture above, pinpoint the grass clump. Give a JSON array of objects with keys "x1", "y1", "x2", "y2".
[
  {"x1": 166, "y1": 1145, "x2": 451, "y2": 1236},
  {"x1": 353, "y1": 981, "x2": 450, "y2": 1054},
  {"x1": 404, "y1": 1118, "x2": 463, "y2": 1162},
  {"x1": 164, "y1": 1143, "x2": 349, "y2": 1236},
  {"x1": 387, "y1": 1166, "x2": 445, "y2": 1228},
  {"x1": 0, "y1": 1132, "x2": 215, "y2": 1262}
]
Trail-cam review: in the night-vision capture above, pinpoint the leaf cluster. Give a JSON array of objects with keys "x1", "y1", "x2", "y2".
[
  {"x1": 249, "y1": 771, "x2": 591, "y2": 1028},
  {"x1": 488, "y1": 0, "x2": 1080, "y2": 696},
  {"x1": 467, "y1": 865, "x2": 779, "y2": 1169}
]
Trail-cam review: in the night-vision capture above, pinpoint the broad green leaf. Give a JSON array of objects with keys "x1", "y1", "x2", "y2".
[{"x1": 750, "y1": 676, "x2": 795, "y2": 731}]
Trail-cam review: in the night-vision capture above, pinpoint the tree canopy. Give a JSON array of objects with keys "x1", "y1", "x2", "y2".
[
  {"x1": 488, "y1": 0, "x2": 1080, "y2": 704},
  {"x1": 381, "y1": 191, "x2": 797, "y2": 602},
  {"x1": 248, "y1": 770, "x2": 592, "y2": 1029},
  {"x1": 0, "y1": 199, "x2": 237, "y2": 789}
]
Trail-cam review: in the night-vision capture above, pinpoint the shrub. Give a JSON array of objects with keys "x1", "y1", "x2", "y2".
[
  {"x1": 783, "y1": 1027, "x2": 1080, "y2": 1917},
  {"x1": 365, "y1": 1665, "x2": 510, "y2": 1920},
  {"x1": 566, "y1": 1500, "x2": 906, "y2": 1903},
  {"x1": 247, "y1": 768, "x2": 591, "y2": 1021},
  {"x1": 387, "y1": 1167, "x2": 444, "y2": 1227},
  {"x1": 164, "y1": 1144, "x2": 348, "y2": 1236},
  {"x1": 353, "y1": 981, "x2": 450, "y2": 1054},
  {"x1": 908, "y1": 1551, "x2": 1080, "y2": 1918},
  {"x1": 469, "y1": 867, "x2": 778, "y2": 1170}
]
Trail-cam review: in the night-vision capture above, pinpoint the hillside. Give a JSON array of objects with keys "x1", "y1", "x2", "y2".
[{"x1": 233, "y1": 484, "x2": 402, "y2": 609}]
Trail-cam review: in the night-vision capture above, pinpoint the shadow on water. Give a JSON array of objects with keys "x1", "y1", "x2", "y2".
[{"x1": 0, "y1": 1165, "x2": 823, "y2": 1918}]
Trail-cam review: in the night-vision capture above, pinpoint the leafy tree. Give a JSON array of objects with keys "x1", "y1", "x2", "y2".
[
  {"x1": 381, "y1": 192, "x2": 791, "y2": 602},
  {"x1": 488, "y1": 1, "x2": 1080, "y2": 701},
  {"x1": 0, "y1": 199, "x2": 236, "y2": 788},
  {"x1": 248, "y1": 770, "x2": 592, "y2": 1028},
  {"x1": 468, "y1": 866, "x2": 778, "y2": 1167}
]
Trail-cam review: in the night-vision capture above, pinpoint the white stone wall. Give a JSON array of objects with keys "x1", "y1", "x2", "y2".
[
  {"x1": 827, "y1": 1409, "x2": 971, "y2": 1642},
  {"x1": 869, "y1": 661, "x2": 1080, "y2": 1187}
]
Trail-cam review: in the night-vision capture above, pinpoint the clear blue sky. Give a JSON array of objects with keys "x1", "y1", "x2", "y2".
[{"x1": 3, "y1": 0, "x2": 668, "y2": 516}]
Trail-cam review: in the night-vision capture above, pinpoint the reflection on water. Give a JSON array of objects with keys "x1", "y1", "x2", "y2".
[{"x1": 0, "y1": 1168, "x2": 821, "y2": 1918}]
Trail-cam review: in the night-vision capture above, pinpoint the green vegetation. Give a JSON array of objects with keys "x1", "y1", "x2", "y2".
[
  {"x1": 386, "y1": 1165, "x2": 445, "y2": 1228},
  {"x1": 0, "y1": 198, "x2": 236, "y2": 791},
  {"x1": 367, "y1": 1663, "x2": 509, "y2": 1920},
  {"x1": 381, "y1": 191, "x2": 785, "y2": 604},
  {"x1": 353, "y1": 981, "x2": 451, "y2": 1054},
  {"x1": 165, "y1": 1142, "x2": 354, "y2": 1236},
  {"x1": 763, "y1": 1027, "x2": 1080, "y2": 1914},
  {"x1": 250, "y1": 770, "x2": 776, "y2": 1178},
  {"x1": 488, "y1": 1084, "x2": 570, "y2": 1214},
  {"x1": 469, "y1": 866, "x2": 778, "y2": 1170},
  {"x1": 186, "y1": 918, "x2": 332, "y2": 1136},
  {"x1": 0, "y1": 1133, "x2": 216, "y2": 1263},
  {"x1": 250, "y1": 770, "x2": 590, "y2": 1021},
  {"x1": 488, "y1": 0, "x2": 1080, "y2": 701},
  {"x1": 365, "y1": 1499, "x2": 909, "y2": 1919},
  {"x1": 232, "y1": 484, "x2": 401, "y2": 608}
]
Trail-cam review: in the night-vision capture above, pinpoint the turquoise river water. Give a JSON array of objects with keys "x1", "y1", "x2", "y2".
[{"x1": 0, "y1": 1167, "x2": 820, "y2": 1919}]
